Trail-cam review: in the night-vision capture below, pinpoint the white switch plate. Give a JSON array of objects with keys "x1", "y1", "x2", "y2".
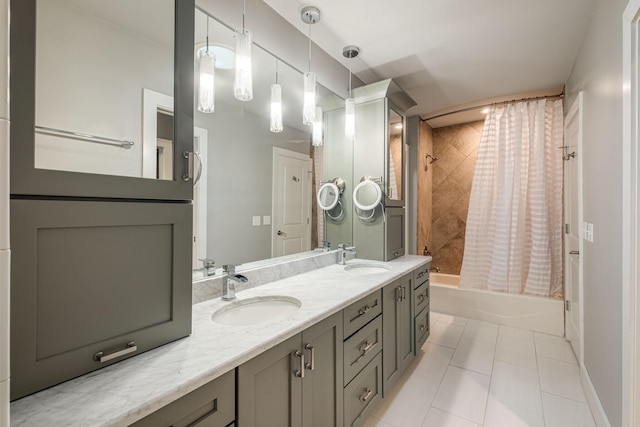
[
  {"x1": 252, "y1": 216, "x2": 261, "y2": 226},
  {"x1": 582, "y1": 221, "x2": 594, "y2": 242},
  {"x1": 263, "y1": 215, "x2": 271, "y2": 225}
]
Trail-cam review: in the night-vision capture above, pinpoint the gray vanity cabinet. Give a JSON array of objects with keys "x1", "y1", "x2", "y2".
[
  {"x1": 238, "y1": 312, "x2": 344, "y2": 427},
  {"x1": 413, "y1": 265, "x2": 431, "y2": 353},
  {"x1": 130, "y1": 370, "x2": 235, "y2": 427},
  {"x1": 382, "y1": 273, "x2": 414, "y2": 395}
]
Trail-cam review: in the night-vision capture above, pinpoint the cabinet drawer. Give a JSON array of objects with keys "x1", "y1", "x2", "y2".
[
  {"x1": 343, "y1": 290, "x2": 382, "y2": 338},
  {"x1": 344, "y1": 353, "x2": 382, "y2": 427},
  {"x1": 344, "y1": 315, "x2": 382, "y2": 385},
  {"x1": 131, "y1": 370, "x2": 235, "y2": 427},
  {"x1": 414, "y1": 281, "x2": 430, "y2": 314},
  {"x1": 414, "y1": 306, "x2": 430, "y2": 352},
  {"x1": 413, "y1": 264, "x2": 430, "y2": 289}
]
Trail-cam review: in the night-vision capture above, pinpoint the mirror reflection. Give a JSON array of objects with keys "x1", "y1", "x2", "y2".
[
  {"x1": 35, "y1": 0, "x2": 174, "y2": 178},
  {"x1": 192, "y1": 9, "x2": 342, "y2": 272},
  {"x1": 388, "y1": 109, "x2": 404, "y2": 201}
]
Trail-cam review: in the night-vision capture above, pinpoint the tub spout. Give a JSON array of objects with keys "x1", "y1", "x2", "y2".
[{"x1": 431, "y1": 266, "x2": 441, "y2": 273}]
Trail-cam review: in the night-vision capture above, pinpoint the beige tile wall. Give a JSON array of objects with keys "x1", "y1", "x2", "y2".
[{"x1": 430, "y1": 121, "x2": 484, "y2": 274}]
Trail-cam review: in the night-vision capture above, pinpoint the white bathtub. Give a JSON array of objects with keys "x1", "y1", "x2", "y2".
[{"x1": 429, "y1": 273, "x2": 565, "y2": 336}]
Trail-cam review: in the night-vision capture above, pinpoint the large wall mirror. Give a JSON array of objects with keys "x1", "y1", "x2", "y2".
[
  {"x1": 35, "y1": 0, "x2": 175, "y2": 179},
  {"x1": 191, "y1": 8, "x2": 344, "y2": 275}
]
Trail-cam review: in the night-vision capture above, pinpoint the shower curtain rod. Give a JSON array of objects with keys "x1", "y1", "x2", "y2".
[{"x1": 421, "y1": 92, "x2": 565, "y2": 122}]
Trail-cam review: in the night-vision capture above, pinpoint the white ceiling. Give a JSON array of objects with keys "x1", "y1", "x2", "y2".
[{"x1": 262, "y1": 0, "x2": 596, "y2": 119}]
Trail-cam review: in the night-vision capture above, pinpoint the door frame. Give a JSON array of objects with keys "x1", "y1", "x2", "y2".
[
  {"x1": 271, "y1": 147, "x2": 312, "y2": 257},
  {"x1": 623, "y1": 1, "x2": 640, "y2": 425},
  {"x1": 563, "y1": 92, "x2": 584, "y2": 365}
]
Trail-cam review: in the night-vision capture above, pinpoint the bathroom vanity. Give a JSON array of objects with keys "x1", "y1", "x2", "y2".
[{"x1": 10, "y1": 254, "x2": 430, "y2": 426}]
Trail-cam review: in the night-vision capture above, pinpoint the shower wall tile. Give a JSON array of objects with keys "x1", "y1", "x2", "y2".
[{"x1": 430, "y1": 121, "x2": 484, "y2": 274}]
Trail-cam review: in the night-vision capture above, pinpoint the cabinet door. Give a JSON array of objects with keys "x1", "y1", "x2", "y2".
[
  {"x1": 382, "y1": 274, "x2": 414, "y2": 396},
  {"x1": 237, "y1": 334, "x2": 303, "y2": 427},
  {"x1": 397, "y1": 274, "x2": 415, "y2": 374},
  {"x1": 385, "y1": 207, "x2": 405, "y2": 261},
  {"x1": 10, "y1": 199, "x2": 192, "y2": 400},
  {"x1": 302, "y1": 312, "x2": 344, "y2": 427},
  {"x1": 131, "y1": 370, "x2": 235, "y2": 427},
  {"x1": 10, "y1": 0, "x2": 194, "y2": 200}
]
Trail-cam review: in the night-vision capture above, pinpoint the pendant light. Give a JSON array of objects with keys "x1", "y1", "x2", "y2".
[
  {"x1": 234, "y1": 0, "x2": 252, "y2": 101},
  {"x1": 197, "y1": 16, "x2": 215, "y2": 113},
  {"x1": 312, "y1": 106, "x2": 323, "y2": 146},
  {"x1": 343, "y1": 45, "x2": 359, "y2": 141},
  {"x1": 270, "y1": 60, "x2": 283, "y2": 133},
  {"x1": 301, "y1": 6, "x2": 320, "y2": 126}
]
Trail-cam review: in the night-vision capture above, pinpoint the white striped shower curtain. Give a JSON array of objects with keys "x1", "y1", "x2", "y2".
[{"x1": 459, "y1": 99, "x2": 564, "y2": 297}]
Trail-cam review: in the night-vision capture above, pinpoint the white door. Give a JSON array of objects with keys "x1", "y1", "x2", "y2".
[
  {"x1": 564, "y1": 93, "x2": 583, "y2": 362},
  {"x1": 272, "y1": 148, "x2": 311, "y2": 257}
]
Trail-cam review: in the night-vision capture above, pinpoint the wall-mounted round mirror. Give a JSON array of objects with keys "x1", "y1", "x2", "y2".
[
  {"x1": 317, "y1": 182, "x2": 340, "y2": 211},
  {"x1": 353, "y1": 179, "x2": 382, "y2": 211}
]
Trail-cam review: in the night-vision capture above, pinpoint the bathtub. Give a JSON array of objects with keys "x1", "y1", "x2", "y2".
[{"x1": 429, "y1": 273, "x2": 565, "y2": 336}]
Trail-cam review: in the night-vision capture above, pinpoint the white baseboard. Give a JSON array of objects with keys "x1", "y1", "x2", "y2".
[{"x1": 581, "y1": 364, "x2": 611, "y2": 427}]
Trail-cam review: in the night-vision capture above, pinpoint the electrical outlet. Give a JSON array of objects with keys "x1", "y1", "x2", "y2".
[
  {"x1": 263, "y1": 216, "x2": 271, "y2": 225},
  {"x1": 252, "y1": 216, "x2": 261, "y2": 226}
]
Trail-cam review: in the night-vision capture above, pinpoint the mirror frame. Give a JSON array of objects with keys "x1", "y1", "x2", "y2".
[{"x1": 10, "y1": 0, "x2": 195, "y2": 201}]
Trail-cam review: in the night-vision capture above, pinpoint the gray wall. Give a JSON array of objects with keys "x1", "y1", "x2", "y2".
[
  {"x1": 196, "y1": 104, "x2": 309, "y2": 266},
  {"x1": 565, "y1": 0, "x2": 623, "y2": 424}
]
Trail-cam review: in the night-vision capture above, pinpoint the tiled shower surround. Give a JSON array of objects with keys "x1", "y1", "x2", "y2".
[{"x1": 430, "y1": 121, "x2": 484, "y2": 274}]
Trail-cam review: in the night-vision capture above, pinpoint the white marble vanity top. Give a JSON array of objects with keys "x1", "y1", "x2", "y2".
[{"x1": 10, "y1": 255, "x2": 430, "y2": 426}]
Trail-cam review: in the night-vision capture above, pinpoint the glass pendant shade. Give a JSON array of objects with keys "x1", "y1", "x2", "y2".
[
  {"x1": 345, "y1": 97, "x2": 356, "y2": 141},
  {"x1": 197, "y1": 49, "x2": 215, "y2": 113},
  {"x1": 312, "y1": 107, "x2": 323, "y2": 146},
  {"x1": 234, "y1": 28, "x2": 253, "y2": 101},
  {"x1": 270, "y1": 83, "x2": 283, "y2": 133},
  {"x1": 303, "y1": 72, "x2": 316, "y2": 125}
]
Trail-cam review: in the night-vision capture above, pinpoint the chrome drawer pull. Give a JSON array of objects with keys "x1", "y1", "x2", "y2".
[
  {"x1": 420, "y1": 324, "x2": 426, "y2": 332},
  {"x1": 93, "y1": 342, "x2": 137, "y2": 363},
  {"x1": 358, "y1": 305, "x2": 372, "y2": 316},
  {"x1": 402, "y1": 286, "x2": 406, "y2": 301},
  {"x1": 417, "y1": 271, "x2": 425, "y2": 278},
  {"x1": 418, "y1": 293, "x2": 425, "y2": 303},
  {"x1": 359, "y1": 341, "x2": 374, "y2": 354},
  {"x1": 294, "y1": 350, "x2": 305, "y2": 378},
  {"x1": 305, "y1": 344, "x2": 315, "y2": 370},
  {"x1": 360, "y1": 388, "x2": 373, "y2": 402}
]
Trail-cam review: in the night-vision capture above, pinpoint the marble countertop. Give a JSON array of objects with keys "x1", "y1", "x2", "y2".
[{"x1": 10, "y1": 255, "x2": 430, "y2": 426}]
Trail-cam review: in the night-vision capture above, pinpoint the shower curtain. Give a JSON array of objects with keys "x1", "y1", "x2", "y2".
[{"x1": 459, "y1": 99, "x2": 563, "y2": 297}]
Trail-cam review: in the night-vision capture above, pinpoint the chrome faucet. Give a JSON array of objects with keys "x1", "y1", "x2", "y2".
[
  {"x1": 198, "y1": 258, "x2": 216, "y2": 277},
  {"x1": 337, "y1": 243, "x2": 356, "y2": 265},
  {"x1": 222, "y1": 264, "x2": 248, "y2": 301},
  {"x1": 319, "y1": 240, "x2": 331, "y2": 252}
]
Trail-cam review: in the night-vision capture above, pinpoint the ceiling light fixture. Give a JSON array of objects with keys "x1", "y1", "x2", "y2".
[
  {"x1": 234, "y1": 0, "x2": 253, "y2": 101},
  {"x1": 301, "y1": 6, "x2": 320, "y2": 126},
  {"x1": 270, "y1": 60, "x2": 283, "y2": 133},
  {"x1": 198, "y1": 16, "x2": 215, "y2": 113},
  {"x1": 343, "y1": 45, "x2": 359, "y2": 141}
]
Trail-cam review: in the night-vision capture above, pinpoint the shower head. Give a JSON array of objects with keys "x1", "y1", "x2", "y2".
[{"x1": 426, "y1": 154, "x2": 439, "y2": 164}]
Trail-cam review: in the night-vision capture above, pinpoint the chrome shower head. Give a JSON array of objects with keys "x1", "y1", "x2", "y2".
[{"x1": 426, "y1": 154, "x2": 439, "y2": 164}]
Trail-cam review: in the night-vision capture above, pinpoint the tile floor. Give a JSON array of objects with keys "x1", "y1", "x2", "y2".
[{"x1": 363, "y1": 312, "x2": 595, "y2": 427}]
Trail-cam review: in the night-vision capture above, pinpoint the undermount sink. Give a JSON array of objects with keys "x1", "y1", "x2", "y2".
[
  {"x1": 344, "y1": 262, "x2": 391, "y2": 275},
  {"x1": 211, "y1": 296, "x2": 302, "y2": 326}
]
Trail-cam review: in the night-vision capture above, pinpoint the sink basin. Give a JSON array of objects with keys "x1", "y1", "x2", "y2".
[
  {"x1": 344, "y1": 262, "x2": 391, "y2": 275},
  {"x1": 211, "y1": 296, "x2": 302, "y2": 326}
]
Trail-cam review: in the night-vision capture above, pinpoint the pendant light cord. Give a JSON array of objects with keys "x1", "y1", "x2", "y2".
[
  {"x1": 242, "y1": 0, "x2": 246, "y2": 31},
  {"x1": 275, "y1": 59, "x2": 279, "y2": 84},
  {"x1": 308, "y1": 24, "x2": 312, "y2": 72},
  {"x1": 206, "y1": 16, "x2": 209, "y2": 52}
]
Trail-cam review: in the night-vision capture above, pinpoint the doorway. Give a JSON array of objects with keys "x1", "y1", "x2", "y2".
[{"x1": 271, "y1": 147, "x2": 311, "y2": 257}]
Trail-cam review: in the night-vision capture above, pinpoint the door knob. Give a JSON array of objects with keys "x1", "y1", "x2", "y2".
[{"x1": 277, "y1": 230, "x2": 285, "y2": 236}]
